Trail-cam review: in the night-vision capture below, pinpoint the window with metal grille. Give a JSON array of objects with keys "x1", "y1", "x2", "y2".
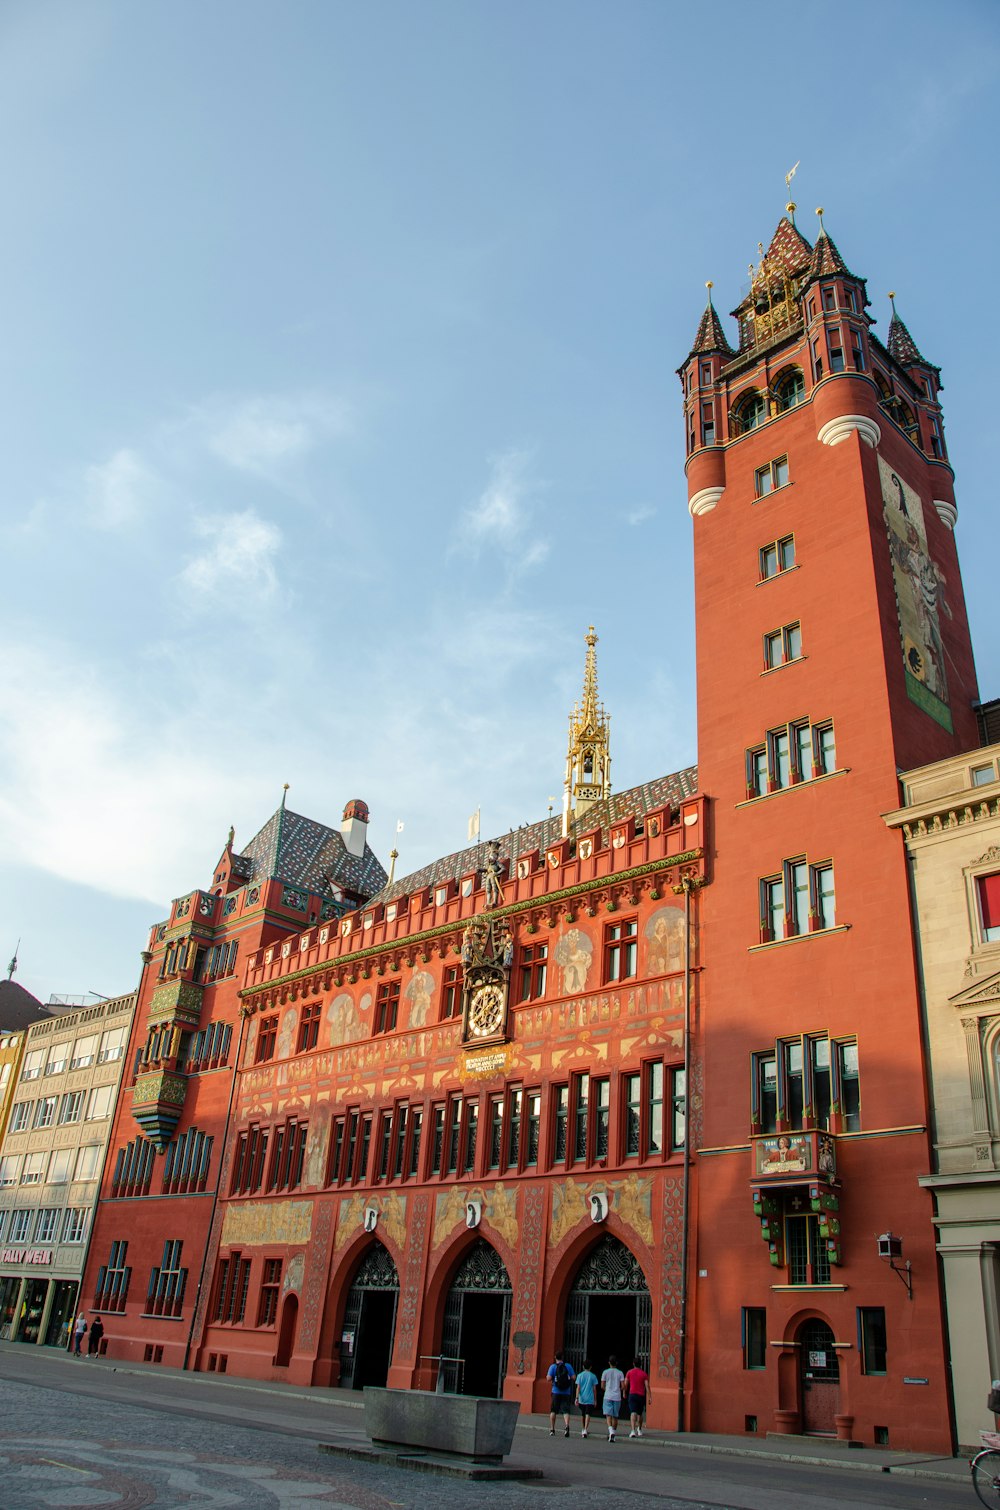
[
  {"x1": 112, "y1": 1136, "x2": 157, "y2": 1198},
  {"x1": 145, "y1": 1239, "x2": 187, "y2": 1318},
  {"x1": 213, "y1": 1252, "x2": 251, "y2": 1324},
  {"x1": 231, "y1": 1125, "x2": 269, "y2": 1195},
  {"x1": 94, "y1": 1240, "x2": 132, "y2": 1312},
  {"x1": 258, "y1": 1259, "x2": 282, "y2": 1327},
  {"x1": 786, "y1": 1214, "x2": 831, "y2": 1284}
]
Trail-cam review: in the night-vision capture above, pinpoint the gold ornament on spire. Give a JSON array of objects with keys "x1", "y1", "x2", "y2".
[{"x1": 562, "y1": 626, "x2": 612, "y2": 837}]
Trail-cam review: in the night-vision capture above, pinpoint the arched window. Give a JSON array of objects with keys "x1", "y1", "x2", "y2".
[
  {"x1": 732, "y1": 390, "x2": 766, "y2": 436},
  {"x1": 773, "y1": 368, "x2": 805, "y2": 412}
]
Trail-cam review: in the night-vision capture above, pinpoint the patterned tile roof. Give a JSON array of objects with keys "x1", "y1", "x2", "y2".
[
  {"x1": 686, "y1": 298, "x2": 734, "y2": 360},
  {"x1": 235, "y1": 806, "x2": 388, "y2": 903},
  {"x1": 807, "y1": 228, "x2": 849, "y2": 279},
  {"x1": 371, "y1": 765, "x2": 699, "y2": 904},
  {"x1": 887, "y1": 310, "x2": 927, "y2": 367},
  {"x1": 765, "y1": 216, "x2": 813, "y2": 276}
]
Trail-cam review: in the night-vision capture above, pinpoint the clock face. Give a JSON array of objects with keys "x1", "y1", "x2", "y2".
[{"x1": 469, "y1": 982, "x2": 505, "y2": 1038}]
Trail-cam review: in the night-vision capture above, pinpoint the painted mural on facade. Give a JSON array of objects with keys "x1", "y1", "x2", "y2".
[{"x1": 880, "y1": 455, "x2": 953, "y2": 731}]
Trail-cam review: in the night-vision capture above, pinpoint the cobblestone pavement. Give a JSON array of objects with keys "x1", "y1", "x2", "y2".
[{"x1": 0, "y1": 1377, "x2": 716, "y2": 1510}]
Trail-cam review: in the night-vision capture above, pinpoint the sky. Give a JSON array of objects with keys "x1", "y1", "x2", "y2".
[{"x1": 1, "y1": 0, "x2": 998, "y2": 1003}]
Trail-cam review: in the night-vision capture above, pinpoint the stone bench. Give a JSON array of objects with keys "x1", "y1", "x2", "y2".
[{"x1": 363, "y1": 1387, "x2": 520, "y2": 1465}]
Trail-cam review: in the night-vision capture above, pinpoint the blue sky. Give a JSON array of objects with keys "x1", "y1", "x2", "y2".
[{"x1": 2, "y1": 0, "x2": 998, "y2": 1002}]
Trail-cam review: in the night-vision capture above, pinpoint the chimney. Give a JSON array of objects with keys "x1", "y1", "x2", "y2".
[{"x1": 341, "y1": 799, "x2": 370, "y2": 857}]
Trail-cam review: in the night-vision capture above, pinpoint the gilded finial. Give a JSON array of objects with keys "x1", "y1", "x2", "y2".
[
  {"x1": 815, "y1": 206, "x2": 825, "y2": 232},
  {"x1": 227, "y1": 824, "x2": 235, "y2": 848},
  {"x1": 387, "y1": 847, "x2": 399, "y2": 886},
  {"x1": 280, "y1": 782, "x2": 289, "y2": 809},
  {"x1": 888, "y1": 290, "x2": 897, "y2": 313}
]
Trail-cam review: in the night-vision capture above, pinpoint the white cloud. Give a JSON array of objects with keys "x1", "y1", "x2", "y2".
[
  {"x1": 86, "y1": 448, "x2": 153, "y2": 529},
  {"x1": 200, "y1": 393, "x2": 355, "y2": 477},
  {"x1": 627, "y1": 505, "x2": 656, "y2": 527},
  {"x1": 179, "y1": 509, "x2": 283, "y2": 600},
  {"x1": 455, "y1": 449, "x2": 548, "y2": 573}
]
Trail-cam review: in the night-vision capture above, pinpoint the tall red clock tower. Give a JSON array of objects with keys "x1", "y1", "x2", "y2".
[{"x1": 680, "y1": 204, "x2": 978, "y2": 1451}]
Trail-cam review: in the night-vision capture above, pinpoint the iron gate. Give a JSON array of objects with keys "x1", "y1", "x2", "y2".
[
  {"x1": 339, "y1": 1240, "x2": 399, "y2": 1389},
  {"x1": 563, "y1": 1234, "x2": 651, "y2": 1373},
  {"x1": 440, "y1": 1239, "x2": 512, "y2": 1395}
]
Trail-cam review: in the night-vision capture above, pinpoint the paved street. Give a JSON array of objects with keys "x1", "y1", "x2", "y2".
[{"x1": 0, "y1": 1342, "x2": 975, "y2": 1509}]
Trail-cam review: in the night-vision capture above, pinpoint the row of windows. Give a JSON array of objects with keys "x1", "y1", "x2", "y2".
[
  {"x1": 161, "y1": 939, "x2": 239, "y2": 981},
  {"x1": 93, "y1": 1238, "x2": 191, "y2": 1318},
  {"x1": 752, "y1": 1034, "x2": 860, "y2": 1134},
  {"x1": 110, "y1": 1127, "x2": 215, "y2": 1199},
  {"x1": 8, "y1": 1083, "x2": 114, "y2": 1134},
  {"x1": 19, "y1": 1027, "x2": 126, "y2": 1082},
  {"x1": 213, "y1": 1249, "x2": 285, "y2": 1328},
  {"x1": 0, "y1": 1143, "x2": 103, "y2": 1188},
  {"x1": 747, "y1": 719, "x2": 836, "y2": 798},
  {"x1": 328, "y1": 1061, "x2": 684, "y2": 1189},
  {"x1": 742, "y1": 1305, "x2": 886, "y2": 1372},
  {"x1": 0, "y1": 1205, "x2": 89, "y2": 1246},
  {"x1": 230, "y1": 1118, "x2": 308, "y2": 1196}
]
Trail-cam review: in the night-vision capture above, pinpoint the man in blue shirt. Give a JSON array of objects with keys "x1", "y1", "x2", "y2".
[
  {"x1": 574, "y1": 1357, "x2": 599, "y2": 1437},
  {"x1": 547, "y1": 1350, "x2": 576, "y2": 1437}
]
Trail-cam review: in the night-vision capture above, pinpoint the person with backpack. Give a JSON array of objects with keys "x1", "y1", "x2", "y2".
[
  {"x1": 547, "y1": 1350, "x2": 576, "y2": 1437},
  {"x1": 600, "y1": 1353, "x2": 626, "y2": 1441}
]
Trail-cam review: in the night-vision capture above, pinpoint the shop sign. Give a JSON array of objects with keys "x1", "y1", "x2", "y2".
[{"x1": 1, "y1": 1248, "x2": 52, "y2": 1265}]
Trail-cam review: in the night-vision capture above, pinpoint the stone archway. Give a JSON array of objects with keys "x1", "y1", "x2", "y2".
[
  {"x1": 440, "y1": 1238, "x2": 512, "y2": 1398},
  {"x1": 563, "y1": 1233, "x2": 651, "y2": 1375},
  {"x1": 798, "y1": 1317, "x2": 840, "y2": 1435},
  {"x1": 339, "y1": 1241, "x2": 399, "y2": 1390}
]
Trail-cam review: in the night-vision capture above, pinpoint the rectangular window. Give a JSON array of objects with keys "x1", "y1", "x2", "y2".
[
  {"x1": 21, "y1": 1049, "x2": 44, "y2": 1081},
  {"x1": 355, "y1": 1114, "x2": 372, "y2": 1183},
  {"x1": 33, "y1": 1096, "x2": 57, "y2": 1130},
  {"x1": 45, "y1": 1043, "x2": 70, "y2": 1075},
  {"x1": 392, "y1": 1105, "x2": 410, "y2": 1180},
  {"x1": 553, "y1": 1085, "x2": 569, "y2": 1163},
  {"x1": 763, "y1": 621, "x2": 802, "y2": 669},
  {"x1": 0, "y1": 1156, "x2": 21, "y2": 1186},
  {"x1": 71, "y1": 1035, "x2": 98, "y2": 1070},
  {"x1": 408, "y1": 1107, "x2": 423, "y2": 1177},
  {"x1": 462, "y1": 1101, "x2": 478, "y2": 1175},
  {"x1": 810, "y1": 338, "x2": 823, "y2": 380},
  {"x1": 297, "y1": 1002, "x2": 321, "y2": 1053},
  {"x1": 850, "y1": 330, "x2": 866, "y2": 371},
  {"x1": 743, "y1": 1306, "x2": 767, "y2": 1369},
  {"x1": 755, "y1": 1053, "x2": 778, "y2": 1134},
  {"x1": 58, "y1": 1090, "x2": 85, "y2": 1125},
  {"x1": 837, "y1": 1041, "x2": 861, "y2": 1131},
  {"x1": 519, "y1": 945, "x2": 548, "y2": 1001},
  {"x1": 828, "y1": 327, "x2": 845, "y2": 372},
  {"x1": 782, "y1": 1041, "x2": 804, "y2": 1128},
  {"x1": 761, "y1": 876, "x2": 784, "y2": 941},
  {"x1": 770, "y1": 729, "x2": 791, "y2": 790},
  {"x1": 977, "y1": 873, "x2": 1000, "y2": 942},
  {"x1": 814, "y1": 722, "x2": 836, "y2": 775},
  {"x1": 813, "y1": 864, "x2": 836, "y2": 930},
  {"x1": 972, "y1": 763, "x2": 996, "y2": 788},
  {"x1": 21, "y1": 1152, "x2": 46, "y2": 1185},
  {"x1": 755, "y1": 456, "x2": 789, "y2": 497},
  {"x1": 525, "y1": 1091, "x2": 541, "y2": 1167},
  {"x1": 571, "y1": 1075, "x2": 589, "y2": 1163},
  {"x1": 98, "y1": 1026, "x2": 127, "y2": 1063},
  {"x1": 787, "y1": 1214, "x2": 831, "y2": 1284},
  {"x1": 760, "y1": 860, "x2": 835, "y2": 939},
  {"x1": 748, "y1": 746, "x2": 768, "y2": 798},
  {"x1": 700, "y1": 361, "x2": 712, "y2": 384},
  {"x1": 759, "y1": 535, "x2": 795, "y2": 580},
  {"x1": 701, "y1": 402, "x2": 715, "y2": 446},
  {"x1": 442, "y1": 965, "x2": 463, "y2": 1019},
  {"x1": 488, "y1": 1096, "x2": 503, "y2": 1170},
  {"x1": 74, "y1": 1144, "x2": 101, "y2": 1181},
  {"x1": 822, "y1": 286, "x2": 836, "y2": 312},
  {"x1": 374, "y1": 980, "x2": 400, "y2": 1035},
  {"x1": 506, "y1": 1089, "x2": 522, "y2": 1169},
  {"x1": 594, "y1": 1078, "x2": 610, "y2": 1160},
  {"x1": 647, "y1": 1062, "x2": 664, "y2": 1155},
  {"x1": 145, "y1": 1239, "x2": 188, "y2": 1318},
  {"x1": 624, "y1": 1073, "x2": 641, "y2": 1156},
  {"x1": 63, "y1": 1207, "x2": 88, "y2": 1244},
  {"x1": 47, "y1": 1148, "x2": 74, "y2": 1184},
  {"x1": 86, "y1": 1084, "x2": 114, "y2": 1120},
  {"x1": 9, "y1": 1101, "x2": 30, "y2": 1133},
  {"x1": 671, "y1": 1068, "x2": 687, "y2": 1151},
  {"x1": 10, "y1": 1209, "x2": 32, "y2": 1241},
  {"x1": 213, "y1": 1251, "x2": 251, "y2": 1325},
  {"x1": 605, "y1": 919, "x2": 638, "y2": 983},
  {"x1": 446, "y1": 1098, "x2": 462, "y2": 1173},
  {"x1": 858, "y1": 1306, "x2": 887, "y2": 1374},
  {"x1": 255, "y1": 1016, "x2": 278, "y2": 1063},
  {"x1": 430, "y1": 1104, "x2": 445, "y2": 1174},
  {"x1": 929, "y1": 418, "x2": 943, "y2": 458},
  {"x1": 258, "y1": 1259, "x2": 282, "y2": 1327},
  {"x1": 811, "y1": 1038, "x2": 832, "y2": 1130},
  {"x1": 376, "y1": 1112, "x2": 392, "y2": 1181}
]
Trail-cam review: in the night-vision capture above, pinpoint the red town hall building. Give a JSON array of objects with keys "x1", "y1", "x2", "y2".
[{"x1": 81, "y1": 205, "x2": 984, "y2": 1452}]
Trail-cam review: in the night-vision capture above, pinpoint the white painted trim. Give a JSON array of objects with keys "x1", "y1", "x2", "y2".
[
  {"x1": 817, "y1": 415, "x2": 881, "y2": 449},
  {"x1": 689, "y1": 485, "x2": 725, "y2": 518},
  {"x1": 933, "y1": 498, "x2": 957, "y2": 530}
]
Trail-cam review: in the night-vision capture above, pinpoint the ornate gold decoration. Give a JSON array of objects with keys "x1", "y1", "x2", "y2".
[
  {"x1": 563, "y1": 625, "x2": 611, "y2": 836},
  {"x1": 222, "y1": 1199, "x2": 313, "y2": 1248}
]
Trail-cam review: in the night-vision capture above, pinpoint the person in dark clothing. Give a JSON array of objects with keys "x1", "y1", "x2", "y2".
[{"x1": 87, "y1": 1316, "x2": 105, "y2": 1357}]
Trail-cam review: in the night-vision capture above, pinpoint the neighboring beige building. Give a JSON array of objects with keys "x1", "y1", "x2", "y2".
[
  {"x1": 885, "y1": 741, "x2": 1000, "y2": 1449},
  {"x1": 0, "y1": 991, "x2": 137, "y2": 1348}
]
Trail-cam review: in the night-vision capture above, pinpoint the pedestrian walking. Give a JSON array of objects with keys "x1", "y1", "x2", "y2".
[
  {"x1": 547, "y1": 1350, "x2": 576, "y2": 1437},
  {"x1": 72, "y1": 1313, "x2": 87, "y2": 1356},
  {"x1": 574, "y1": 1357, "x2": 598, "y2": 1437},
  {"x1": 600, "y1": 1353, "x2": 625, "y2": 1441},
  {"x1": 624, "y1": 1356, "x2": 650, "y2": 1437},
  {"x1": 87, "y1": 1316, "x2": 105, "y2": 1357}
]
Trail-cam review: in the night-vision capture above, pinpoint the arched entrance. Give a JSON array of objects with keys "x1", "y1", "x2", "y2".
[
  {"x1": 563, "y1": 1235, "x2": 651, "y2": 1374},
  {"x1": 441, "y1": 1239, "x2": 512, "y2": 1397},
  {"x1": 339, "y1": 1241, "x2": 399, "y2": 1390},
  {"x1": 275, "y1": 1293, "x2": 298, "y2": 1367},
  {"x1": 798, "y1": 1318, "x2": 840, "y2": 1435}
]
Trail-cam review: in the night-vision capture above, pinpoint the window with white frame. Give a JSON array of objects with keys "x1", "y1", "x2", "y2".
[
  {"x1": 21, "y1": 1152, "x2": 46, "y2": 1185},
  {"x1": 71, "y1": 1034, "x2": 98, "y2": 1070},
  {"x1": 20, "y1": 1049, "x2": 44, "y2": 1081},
  {"x1": 976, "y1": 873, "x2": 1000, "y2": 943},
  {"x1": 58, "y1": 1090, "x2": 85, "y2": 1125},
  {"x1": 98, "y1": 1026, "x2": 127, "y2": 1063},
  {"x1": 746, "y1": 720, "x2": 836, "y2": 798},
  {"x1": 0, "y1": 1155, "x2": 22, "y2": 1186},
  {"x1": 763, "y1": 621, "x2": 803, "y2": 670},
  {"x1": 74, "y1": 1144, "x2": 102, "y2": 1181},
  {"x1": 34, "y1": 1208, "x2": 59, "y2": 1244},
  {"x1": 63, "y1": 1207, "x2": 88, "y2": 1244},
  {"x1": 47, "y1": 1148, "x2": 74, "y2": 1184},
  {"x1": 86, "y1": 1084, "x2": 114, "y2": 1120},
  {"x1": 10, "y1": 1209, "x2": 32, "y2": 1242},
  {"x1": 33, "y1": 1096, "x2": 57, "y2": 1130},
  {"x1": 9, "y1": 1101, "x2": 31, "y2": 1133},
  {"x1": 45, "y1": 1043, "x2": 70, "y2": 1075}
]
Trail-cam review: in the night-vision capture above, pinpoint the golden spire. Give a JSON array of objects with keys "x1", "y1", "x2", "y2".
[{"x1": 563, "y1": 625, "x2": 612, "y2": 837}]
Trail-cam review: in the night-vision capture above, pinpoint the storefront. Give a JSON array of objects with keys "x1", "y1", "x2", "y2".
[{"x1": 0, "y1": 1255, "x2": 79, "y2": 1348}]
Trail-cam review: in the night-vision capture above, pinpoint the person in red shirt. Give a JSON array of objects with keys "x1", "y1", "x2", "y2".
[{"x1": 624, "y1": 1357, "x2": 650, "y2": 1438}]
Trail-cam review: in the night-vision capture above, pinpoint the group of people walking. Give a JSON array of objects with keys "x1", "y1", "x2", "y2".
[
  {"x1": 547, "y1": 1352, "x2": 649, "y2": 1441},
  {"x1": 70, "y1": 1313, "x2": 104, "y2": 1356}
]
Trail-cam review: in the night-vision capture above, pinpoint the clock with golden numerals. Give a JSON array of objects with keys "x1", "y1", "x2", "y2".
[{"x1": 468, "y1": 982, "x2": 505, "y2": 1038}]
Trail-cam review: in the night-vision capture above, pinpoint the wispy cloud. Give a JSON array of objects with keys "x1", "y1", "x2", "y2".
[
  {"x1": 197, "y1": 392, "x2": 355, "y2": 478},
  {"x1": 86, "y1": 448, "x2": 154, "y2": 529},
  {"x1": 179, "y1": 509, "x2": 283, "y2": 600},
  {"x1": 628, "y1": 504, "x2": 656, "y2": 527},
  {"x1": 455, "y1": 449, "x2": 549, "y2": 574}
]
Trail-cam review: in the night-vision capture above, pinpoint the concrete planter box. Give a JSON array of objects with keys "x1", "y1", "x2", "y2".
[{"x1": 363, "y1": 1388, "x2": 520, "y2": 1464}]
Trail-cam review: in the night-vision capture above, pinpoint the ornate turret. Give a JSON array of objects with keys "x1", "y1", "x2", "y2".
[{"x1": 562, "y1": 626, "x2": 612, "y2": 837}]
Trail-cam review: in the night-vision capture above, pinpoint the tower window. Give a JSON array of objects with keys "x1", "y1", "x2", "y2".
[
  {"x1": 746, "y1": 718, "x2": 835, "y2": 796},
  {"x1": 758, "y1": 859, "x2": 835, "y2": 941},
  {"x1": 828, "y1": 328, "x2": 845, "y2": 372},
  {"x1": 850, "y1": 329, "x2": 866, "y2": 372},
  {"x1": 700, "y1": 362, "x2": 712, "y2": 384},
  {"x1": 755, "y1": 457, "x2": 789, "y2": 497},
  {"x1": 762, "y1": 621, "x2": 802, "y2": 670},
  {"x1": 732, "y1": 390, "x2": 767, "y2": 435},
  {"x1": 701, "y1": 402, "x2": 715, "y2": 446},
  {"x1": 773, "y1": 369, "x2": 804, "y2": 412},
  {"x1": 822, "y1": 286, "x2": 836, "y2": 312},
  {"x1": 759, "y1": 535, "x2": 795, "y2": 580}
]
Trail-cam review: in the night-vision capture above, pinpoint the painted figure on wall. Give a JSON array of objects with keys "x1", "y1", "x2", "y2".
[
  {"x1": 404, "y1": 969, "x2": 434, "y2": 1029},
  {"x1": 645, "y1": 906, "x2": 686, "y2": 975},
  {"x1": 554, "y1": 928, "x2": 593, "y2": 994},
  {"x1": 326, "y1": 991, "x2": 365, "y2": 1047},
  {"x1": 881, "y1": 458, "x2": 952, "y2": 723},
  {"x1": 276, "y1": 1008, "x2": 297, "y2": 1061},
  {"x1": 304, "y1": 1107, "x2": 331, "y2": 1187}
]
